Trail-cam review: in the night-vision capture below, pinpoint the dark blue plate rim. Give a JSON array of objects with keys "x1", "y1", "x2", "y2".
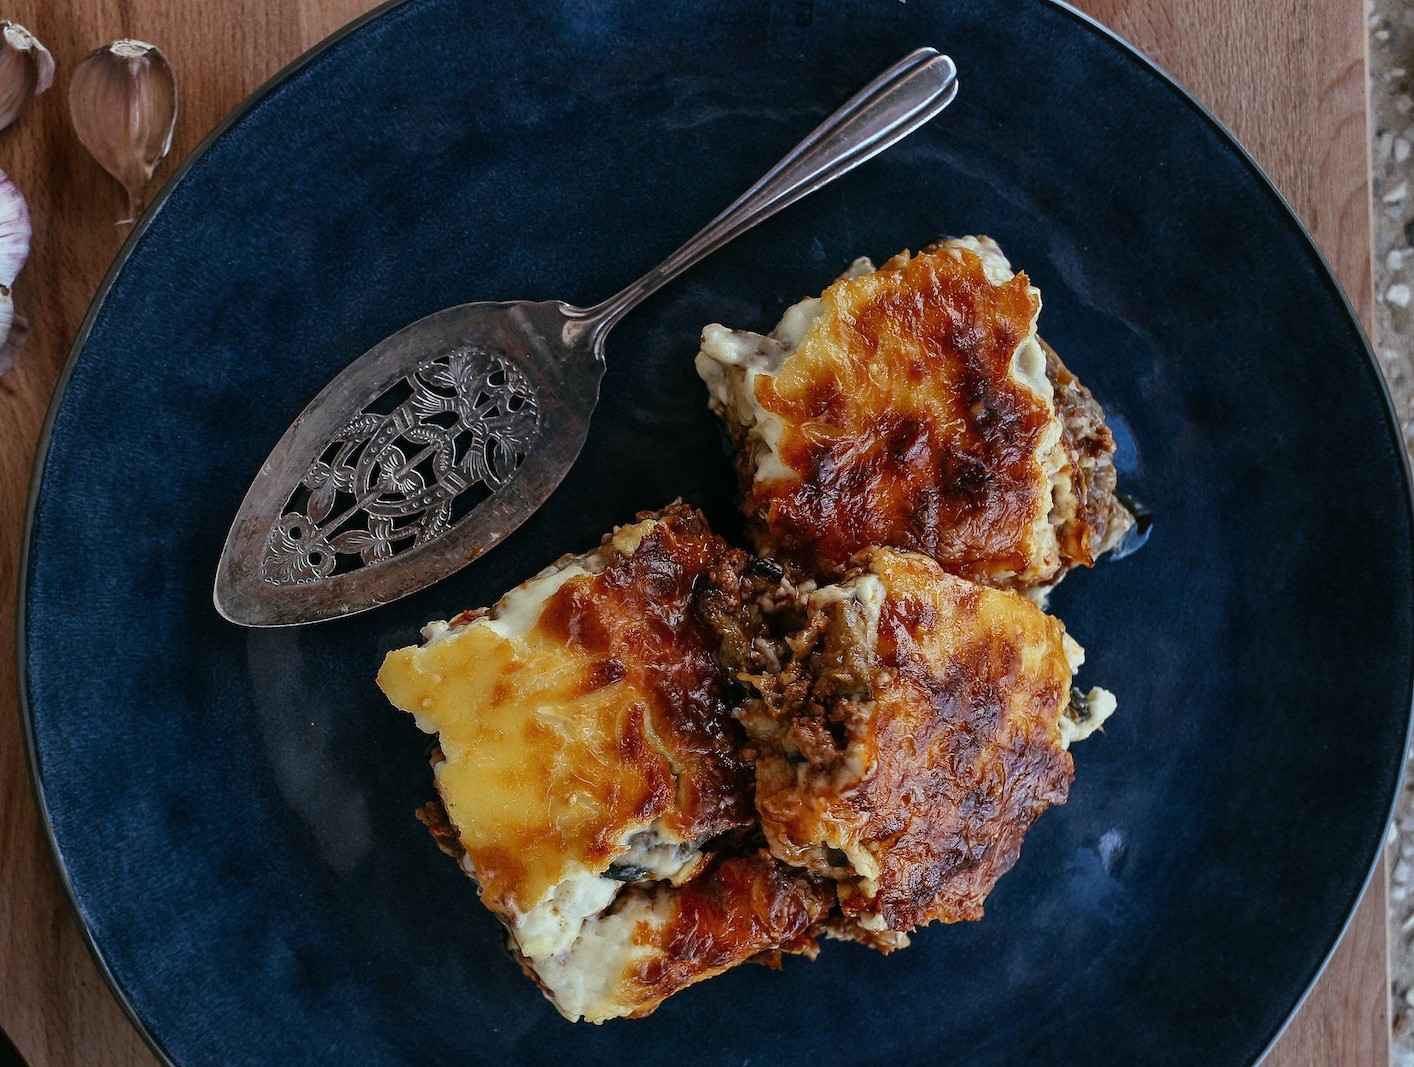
[{"x1": 15, "y1": 3, "x2": 1412, "y2": 1065}]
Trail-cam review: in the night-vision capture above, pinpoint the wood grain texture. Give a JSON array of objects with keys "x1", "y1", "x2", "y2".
[
  {"x1": 0, "y1": 2, "x2": 1381, "y2": 1066},
  {"x1": 1088, "y1": 0, "x2": 1376, "y2": 329}
]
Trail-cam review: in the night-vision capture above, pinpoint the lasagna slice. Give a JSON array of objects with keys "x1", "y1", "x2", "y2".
[
  {"x1": 376, "y1": 504, "x2": 824, "y2": 1022},
  {"x1": 695, "y1": 236, "x2": 1132, "y2": 593},
  {"x1": 721, "y1": 546, "x2": 1114, "y2": 945}
]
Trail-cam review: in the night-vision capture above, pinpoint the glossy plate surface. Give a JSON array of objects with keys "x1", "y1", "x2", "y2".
[{"x1": 21, "y1": 1, "x2": 1413, "y2": 1064}]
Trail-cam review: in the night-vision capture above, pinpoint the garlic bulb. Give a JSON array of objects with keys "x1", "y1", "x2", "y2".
[
  {"x1": 69, "y1": 39, "x2": 177, "y2": 225},
  {"x1": 0, "y1": 21, "x2": 53, "y2": 132},
  {"x1": 0, "y1": 169, "x2": 30, "y2": 377}
]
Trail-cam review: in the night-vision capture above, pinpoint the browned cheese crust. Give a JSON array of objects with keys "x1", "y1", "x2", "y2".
[
  {"x1": 745, "y1": 247, "x2": 1054, "y2": 581},
  {"x1": 377, "y1": 503, "x2": 754, "y2": 923},
  {"x1": 415, "y1": 798, "x2": 831, "y2": 1021},
  {"x1": 740, "y1": 548, "x2": 1075, "y2": 935},
  {"x1": 706, "y1": 242, "x2": 1128, "y2": 592},
  {"x1": 534, "y1": 503, "x2": 755, "y2": 843},
  {"x1": 612, "y1": 849, "x2": 832, "y2": 1018}
]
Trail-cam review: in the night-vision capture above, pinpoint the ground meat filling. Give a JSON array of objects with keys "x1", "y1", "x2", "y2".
[
  {"x1": 1043, "y1": 340, "x2": 1133, "y2": 563},
  {"x1": 758, "y1": 605, "x2": 873, "y2": 770},
  {"x1": 694, "y1": 547, "x2": 1086, "y2": 942}
]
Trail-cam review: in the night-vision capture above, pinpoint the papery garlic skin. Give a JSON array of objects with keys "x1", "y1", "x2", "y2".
[
  {"x1": 0, "y1": 312, "x2": 26, "y2": 378},
  {"x1": 0, "y1": 289, "x2": 15, "y2": 357},
  {"x1": 0, "y1": 22, "x2": 53, "y2": 133},
  {"x1": 0, "y1": 169, "x2": 32, "y2": 289},
  {"x1": 0, "y1": 169, "x2": 29, "y2": 379},
  {"x1": 69, "y1": 39, "x2": 178, "y2": 225}
]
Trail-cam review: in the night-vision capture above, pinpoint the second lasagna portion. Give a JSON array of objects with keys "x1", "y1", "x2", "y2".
[
  {"x1": 699, "y1": 546, "x2": 1115, "y2": 948},
  {"x1": 378, "y1": 504, "x2": 828, "y2": 1022},
  {"x1": 695, "y1": 236, "x2": 1132, "y2": 594}
]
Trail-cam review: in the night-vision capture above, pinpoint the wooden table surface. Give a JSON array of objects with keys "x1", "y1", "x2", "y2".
[{"x1": 0, "y1": 1, "x2": 1385, "y2": 1064}]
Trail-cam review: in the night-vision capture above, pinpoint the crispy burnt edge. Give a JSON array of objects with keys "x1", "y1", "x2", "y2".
[
  {"x1": 417, "y1": 790, "x2": 831, "y2": 1013},
  {"x1": 602, "y1": 502, "x2": 758, "y2": 841},
  {"x1": 618, "y1": 846, "x2": 833, "y2": 1018}
]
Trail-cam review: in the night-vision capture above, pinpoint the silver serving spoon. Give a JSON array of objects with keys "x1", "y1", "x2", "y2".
[{"x1": 215, "y1": 48, "x2": 958, "y2": 626}]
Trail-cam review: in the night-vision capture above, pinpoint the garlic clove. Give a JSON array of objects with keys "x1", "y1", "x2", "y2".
[
  {"x1": 0, "y1": 170, "x2": 31, "y2": 378},
  {"x1": 69, "y1": 39, "x2": 177, "y2": 225},
  {"x1": 0, "y1": 168, "x2": 32, "y2": 289},
  {"x1": 0, "y1": 22, "x2": 53, "y2": 133},
  {"x1": 0, "y1": 288, "x2": 13, "y2": 348},
  {"x1": 0, "y1": 311, "x2": 27, "y2": 378}
]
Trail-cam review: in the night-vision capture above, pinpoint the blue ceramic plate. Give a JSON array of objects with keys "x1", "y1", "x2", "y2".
[{"x1": 21, "y1": 1, "x2": 1413, "y2": 1064}]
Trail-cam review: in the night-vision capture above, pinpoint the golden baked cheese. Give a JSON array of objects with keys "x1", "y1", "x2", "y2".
[
  {"x1": 378, "y1": 504, "x2": 837, "y2": 1021},
  {"x1": 377, "y1": 506, "x2": 755, "y2": 966},
  {"x1": 695, "y1": 236, "x2": 1129, "y2": 591},
  {"x1": 734, "y1": 547, "x2": 1113, "y2": 941}
]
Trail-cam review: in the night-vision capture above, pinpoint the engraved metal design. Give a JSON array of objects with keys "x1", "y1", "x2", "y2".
[{"x1": 260, "y1": 347, "x2": 538, "y2": 585}]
